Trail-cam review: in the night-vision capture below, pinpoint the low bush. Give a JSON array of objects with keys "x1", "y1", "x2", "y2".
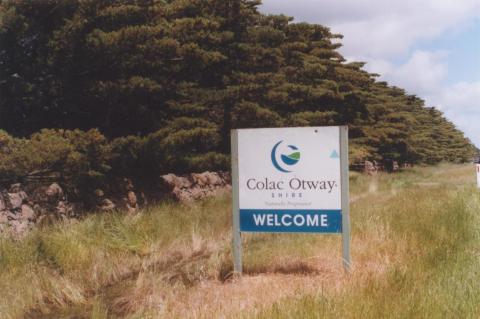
[
  {"x1": 0, "y1": 127, "x2": 230, "y2": 194},
  {"x1": 0, "y1": 129, "x2": 110, "y2": 191}
]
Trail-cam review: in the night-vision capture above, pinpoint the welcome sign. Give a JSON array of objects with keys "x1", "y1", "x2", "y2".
[
  {"x1": 238, "y1": 127, "x2": 342, "y2": 233},
  {"x1": 231, "y1": 126, "x2": 351, "y2": 273}
]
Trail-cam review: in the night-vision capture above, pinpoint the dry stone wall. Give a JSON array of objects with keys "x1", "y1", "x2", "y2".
[{"x1": 0, "y1": 171, "x2": 232, "y2": 237}]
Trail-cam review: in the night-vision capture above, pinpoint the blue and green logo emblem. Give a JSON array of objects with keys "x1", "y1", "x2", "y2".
[{"x1": 271, "y1": 141, "x2": 300, "y2": 173}]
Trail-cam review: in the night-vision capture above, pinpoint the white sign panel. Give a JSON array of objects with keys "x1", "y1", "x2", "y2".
[{"x1": 238, "y1": 127, "x2": 341, "y2": 209}]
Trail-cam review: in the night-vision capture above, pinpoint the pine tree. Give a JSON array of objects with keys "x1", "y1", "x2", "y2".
[{"x1": 0, "y1": 0, "x2": 475, "y2": 174}]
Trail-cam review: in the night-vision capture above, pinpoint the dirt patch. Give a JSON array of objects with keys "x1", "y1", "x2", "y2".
[
  {"x1": 123, "y1": 250, "x2": 392, "y2": 318},
  {"x1": 110, "y1": 258, "x2": 347, "y2": 318}
]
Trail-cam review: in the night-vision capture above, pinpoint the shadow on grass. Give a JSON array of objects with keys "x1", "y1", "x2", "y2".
[{"x1": 244, "y1": 260, "x2": 321, "y2": 276}]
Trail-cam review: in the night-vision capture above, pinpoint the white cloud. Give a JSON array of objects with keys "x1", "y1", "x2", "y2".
[
  {"x1": 261, "y1": 0, "x2": 480, "y2": 59},
  {"x1": 261, "y1": 0, "x2": 480, "y2": 147},
  {"x1": 367, "y1": 50, "x2": 448, "y2": 95},
  {"x1": 430, "y1": 82, "x2": 480, "y2": 146},
  {"x1": 435, "y1": 82, "x2": 480, "y2": 113},
  {"x1": 361, "y1": 51, "x2": 480, "y2": 146}
]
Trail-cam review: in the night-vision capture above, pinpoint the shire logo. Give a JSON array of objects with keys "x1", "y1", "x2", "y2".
[{"x1": 271, "y1": 141, "x2": 300, "y2": 173}]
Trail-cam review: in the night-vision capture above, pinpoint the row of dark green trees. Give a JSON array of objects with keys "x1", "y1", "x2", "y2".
[{"x1": 0, "y1": 0, "x2": 476, "y2": 188}]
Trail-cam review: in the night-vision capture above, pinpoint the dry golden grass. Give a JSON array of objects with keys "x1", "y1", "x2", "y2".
[{"x1": 0, "y1": 164, "x2": 479, "y2": 318}]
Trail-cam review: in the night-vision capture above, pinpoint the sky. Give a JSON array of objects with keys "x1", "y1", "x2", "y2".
[{"x1": 261, "y1": 0, "x2": 480, "y2": 147}]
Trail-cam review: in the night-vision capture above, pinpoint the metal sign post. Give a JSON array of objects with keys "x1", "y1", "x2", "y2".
[
  {"x1": 231, "y1": 126, "x2": 351, "y2": 274},
  {"x1": 476, "y1": 163, "x2": 480, "y2": 189},
  {"x1": 340, "y1": 126, "x2": 351, "y2": 271},
  {"x1": 231, "y1": 130, "x2": 242, "y2": 274}
]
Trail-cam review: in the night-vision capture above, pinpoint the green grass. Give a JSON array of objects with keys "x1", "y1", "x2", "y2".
[
  {"x1": 0, "y1": 198, "x2": 234, "y2": 318},
  {"x1": 256, "y1": 165, "x2": 480, "y2": 318},
  {"x1": 0, "y1": 164, "x2": 479, "y2": 318}
]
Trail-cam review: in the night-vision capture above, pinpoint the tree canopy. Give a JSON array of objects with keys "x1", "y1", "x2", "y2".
[{"x1": 0, "y1": 0, "x2": 475, "y2": 177}]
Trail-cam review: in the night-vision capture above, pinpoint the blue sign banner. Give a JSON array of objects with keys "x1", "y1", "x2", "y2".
[{"x1": 240, "y1": 209, "x2": 342, "y2": 233}]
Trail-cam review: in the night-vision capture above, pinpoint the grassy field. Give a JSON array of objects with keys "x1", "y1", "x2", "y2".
[{"x1": 0, "y1": 164, "x2": 479, "y2": 318}]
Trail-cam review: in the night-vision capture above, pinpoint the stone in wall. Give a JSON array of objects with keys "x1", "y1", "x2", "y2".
[
  {"x1": 159, "y1": 171, "x2": 231, "y2": 202},
  {"x1": 0, "y1": 183, "x2": 36, "y2": 238},
  {"x1": 364, "y1": 160, "x2": 378, "y2": 175}
]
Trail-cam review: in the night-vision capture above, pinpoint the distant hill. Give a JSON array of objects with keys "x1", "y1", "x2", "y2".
[{"x1": 0, "y1": 0, "x2": 475, "y2": 179}]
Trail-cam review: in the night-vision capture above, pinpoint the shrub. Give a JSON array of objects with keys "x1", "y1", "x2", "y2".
[
  {"x1": 110, "y1": 135, "x2": 147, "y2": 179},
  {"x1": 0, "y1": 130, "x2": 25, "y2": 179},
  {"x1": 0, "y1": 129, "x2": 111, "y2": 193},
  {"x1": 144, "y1": 118, "x2": 226, "y2": 174},
  {"x1": 0, "y1": 125, "x2": 229, "y2": 194}
]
